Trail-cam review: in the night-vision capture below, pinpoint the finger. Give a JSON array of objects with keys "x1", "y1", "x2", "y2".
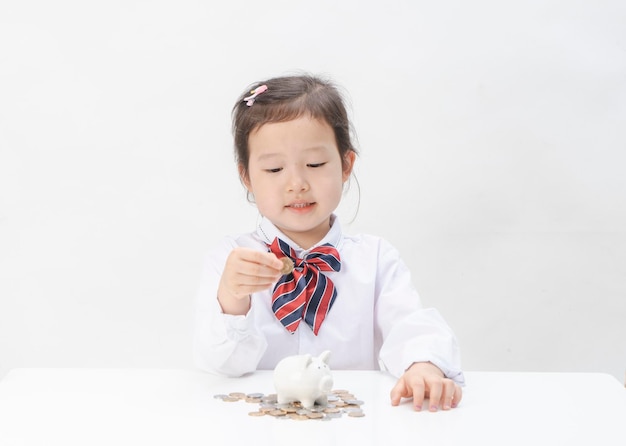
[
  {"x1": 233, "y1": 248, "x2": 284, "y2": 273},
  {"x1": 230, "y1": 259, "x2": 282, "y2": 283},
  {"x1": 220, "y1": 270, "x2": 278, "y2": 299},
  {"x1": 237, "y1": 266, "x2": 281, "y2": 284},
  {"x1": 427, "y1": 380, "x2": 443, "y2": 412},
  {"x1": 390, "y1": 379, "x2": 408, "y2": 406},
  {"x1": 409, "y1": 378, "x2": 426, "y2": 411},
  {"x1": 241, "y1": 255, "x2": 283, "y2": 278},
  {"x1": 452, "y1": 384, "x2": 463, "y2": 408},
  {"x1": 226, "y1": 269, "x2": 277, "y2": 289},
  {"x1": 442, "y1": 380, "x2": 456, "y2": 410},
  {"x1": 257, "y1": 250, "x2": 285, "y2": 270},
  {"x1": 230, "y1": 282, "x2": 278, "y2": 297}
]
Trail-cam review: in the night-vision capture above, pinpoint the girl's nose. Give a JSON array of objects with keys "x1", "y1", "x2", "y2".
[{"x1": 287, "y1": 166, "x2": 309, "y2": 192}]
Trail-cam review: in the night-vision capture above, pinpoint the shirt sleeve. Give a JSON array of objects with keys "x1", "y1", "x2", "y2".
[
  {"x1": 374, "y1": 238, "x2": 465, "y2": 385},
  {"x1": 192, "y1": 237, "x2": 268, "y2": 377}
]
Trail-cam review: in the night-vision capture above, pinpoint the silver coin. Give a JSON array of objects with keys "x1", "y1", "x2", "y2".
[{"x1": 345, "y1": 399, "x2": 364, "y2": 405}]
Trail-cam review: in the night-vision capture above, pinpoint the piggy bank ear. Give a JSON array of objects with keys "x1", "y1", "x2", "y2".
[
  {"x1": 303, "y1": 354, "x2": 313, "y2": 368},
  {"x1": 319, "y1": 350, "x2": 331, "y2": 365}
]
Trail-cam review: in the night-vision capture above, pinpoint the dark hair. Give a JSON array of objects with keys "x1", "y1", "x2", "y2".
[{"x1": 232, "y1": 74, "x2": 358, "y2": 179}]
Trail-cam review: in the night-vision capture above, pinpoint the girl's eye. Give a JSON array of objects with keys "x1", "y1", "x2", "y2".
[
  {"x1": 265, "y1": 168, "x2": 283, "y2": 173},
  {"x1": 307, "y1": 162, "x2": 326, "y2": 168}
]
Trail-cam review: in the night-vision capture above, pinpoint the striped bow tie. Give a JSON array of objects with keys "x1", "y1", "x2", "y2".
[{"x1": 268, "y1": 238, "x2": 341, "y2": 335}]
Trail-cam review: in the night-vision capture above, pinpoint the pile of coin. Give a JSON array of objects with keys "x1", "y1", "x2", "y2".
[{"x1": 214, "y1": 389, "x2": 365, "y2": 420}]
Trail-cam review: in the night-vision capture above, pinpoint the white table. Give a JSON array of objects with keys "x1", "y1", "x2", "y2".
[{"x1": 0, "y1": 368, "x2": 625, "y2": 445}]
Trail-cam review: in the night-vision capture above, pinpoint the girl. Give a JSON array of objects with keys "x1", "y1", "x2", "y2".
[{"x1": 193, "y1": 74, "x2": 464, "y2": 412}]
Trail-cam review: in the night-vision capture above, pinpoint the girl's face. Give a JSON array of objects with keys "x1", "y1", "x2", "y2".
[{"x1": 242, "y1": 115, "x2": 355, "y2": 249}]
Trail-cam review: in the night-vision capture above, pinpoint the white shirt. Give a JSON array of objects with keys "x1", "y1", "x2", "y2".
[{"x1": 193, "y1": 216, "x2": 464, "y2": 384}]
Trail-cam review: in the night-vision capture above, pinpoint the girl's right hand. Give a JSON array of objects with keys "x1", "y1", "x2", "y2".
[{"x1": 217, "y1": 247, "x2": 284, "y2": 315}]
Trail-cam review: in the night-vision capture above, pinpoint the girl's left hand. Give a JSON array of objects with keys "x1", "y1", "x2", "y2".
[{"x1": 390, "y1": 362, "x2": 462, "y2": 412}]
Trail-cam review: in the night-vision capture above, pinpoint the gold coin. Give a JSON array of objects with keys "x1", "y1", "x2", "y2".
[
  {"x1": 222, "y1": 396, "x2": 239, "y2": 402},
  {"x1": 269, "y1": 410, "x2": 286, "y2": 416},
  {"x1": 248, "y1": 411, "x2": 265, "y2": 417},
  {"x1": 228, "y1": 392, "x2": 246, "y2": 399},
  {"x1": 348, "y1": 410, "x2": 365, "y2": 417},
  {"x1": 280, "y1": 257, "x2": 294, "y2": 275},
  {"x1": 291, "y1": 414, "x2": 308, "y2": 421}
]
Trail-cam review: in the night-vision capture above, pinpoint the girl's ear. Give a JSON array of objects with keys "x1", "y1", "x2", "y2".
[
  {"x1": 342, "y1": 151, "x2": 356, "y2": 182},
  {"x1": 238, "y1": 164, "x2": 252, "y2": 191}
]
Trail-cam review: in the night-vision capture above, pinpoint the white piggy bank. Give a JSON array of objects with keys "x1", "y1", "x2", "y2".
[{"x1": 273, "y1": 350, "x2": 333, "y2": 409}]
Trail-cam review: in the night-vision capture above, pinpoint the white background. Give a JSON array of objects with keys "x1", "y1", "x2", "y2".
[{"x1": 1, "y1": 1, "x2": 625, "y2": 382}]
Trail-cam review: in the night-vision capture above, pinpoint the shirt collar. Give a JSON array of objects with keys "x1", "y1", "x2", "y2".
[{"x1": 256, "y1": 215, "x2": 342, "y2": 257}]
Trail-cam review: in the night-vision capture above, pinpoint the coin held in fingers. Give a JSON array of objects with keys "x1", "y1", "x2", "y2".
[{"x1": 280, "y1": 257, "x2": 294, "y2": 275}]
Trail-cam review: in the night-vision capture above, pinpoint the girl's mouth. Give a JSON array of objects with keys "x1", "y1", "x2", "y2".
[{"x1": 287, "y1": 202, "x2": 315, "y2": 209}]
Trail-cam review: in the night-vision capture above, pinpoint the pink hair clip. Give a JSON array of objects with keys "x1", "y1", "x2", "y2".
[{"x1": 244, "y1": 84, "x2": 268, "y2": 106}]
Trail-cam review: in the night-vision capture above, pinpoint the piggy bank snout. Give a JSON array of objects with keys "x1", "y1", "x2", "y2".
[{"x1": 319, "y1": 375, "x2": 333, "y2": 392}]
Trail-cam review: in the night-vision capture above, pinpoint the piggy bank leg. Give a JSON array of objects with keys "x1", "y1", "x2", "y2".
[
  {"x1": 276, "y1": 394, "x2": 291, "y2": 405},
  {"x1": 300, "y1": 398, "x2": 316, "y2": 410},
  {"x1": 314, "y1": 395, "x2": 328, "y2": 407}
]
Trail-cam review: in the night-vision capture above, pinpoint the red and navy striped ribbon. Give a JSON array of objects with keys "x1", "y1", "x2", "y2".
[{"x1": 268, "y1": 238, "x2": 341, "y2": 335}]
